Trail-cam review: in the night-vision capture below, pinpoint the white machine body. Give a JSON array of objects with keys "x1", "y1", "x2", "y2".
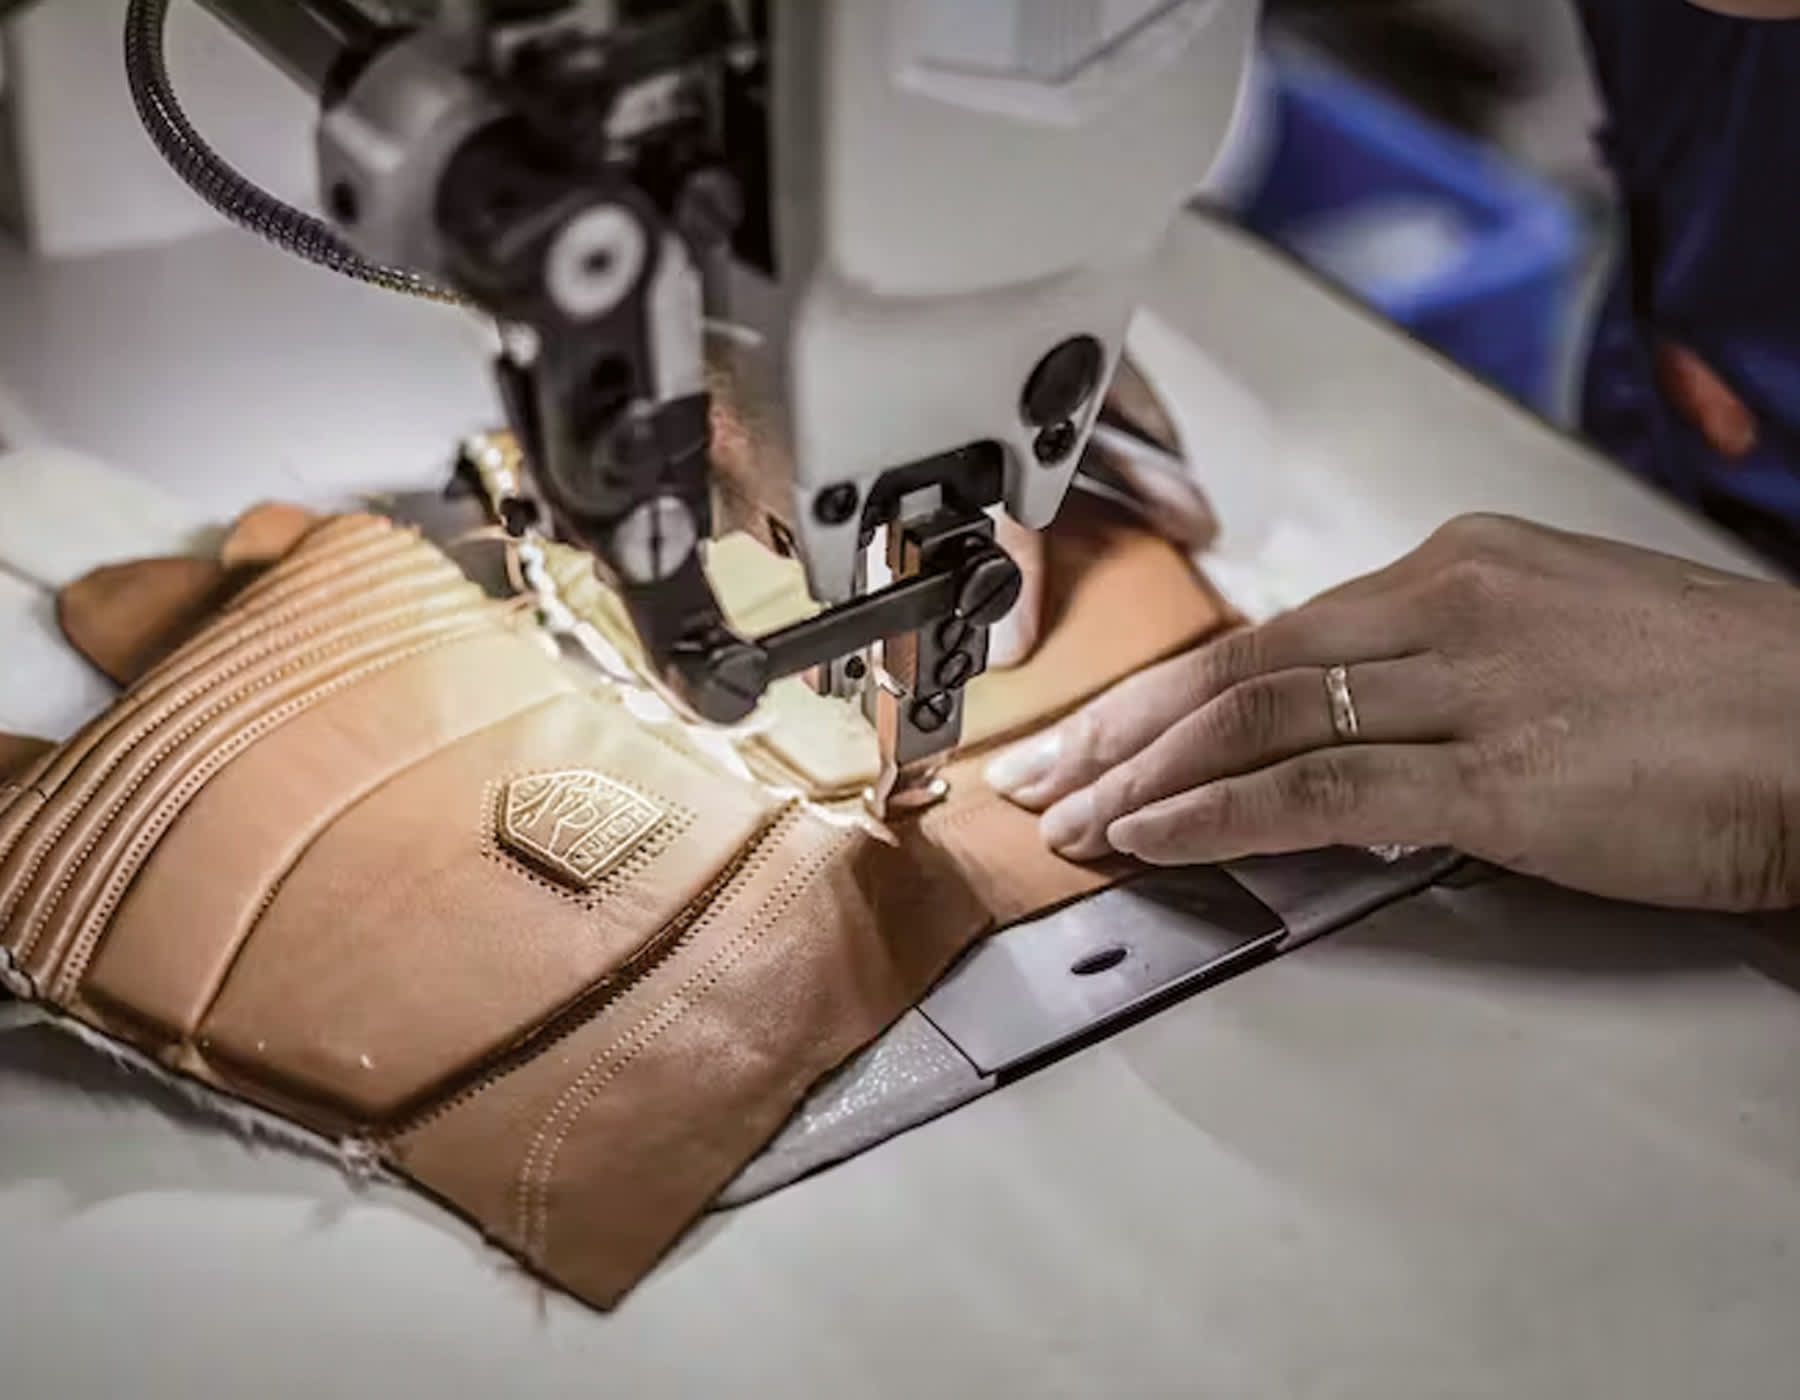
[{"x1": 731, "y1": 0, "x2": 1259, "y2": 605}]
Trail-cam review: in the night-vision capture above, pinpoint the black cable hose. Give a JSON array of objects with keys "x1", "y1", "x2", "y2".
[{"x1": 122, "y1": 0, "x2": 466, "y2": 304}]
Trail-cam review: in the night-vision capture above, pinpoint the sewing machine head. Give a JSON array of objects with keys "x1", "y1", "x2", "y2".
[{"x1": 143, "y1": 0, "x2": 1257, "y2": 811}]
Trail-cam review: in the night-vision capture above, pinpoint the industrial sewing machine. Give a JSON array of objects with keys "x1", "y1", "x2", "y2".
[{"x1": 120, "y1": 0, "x2": 1257, "y2": 814}]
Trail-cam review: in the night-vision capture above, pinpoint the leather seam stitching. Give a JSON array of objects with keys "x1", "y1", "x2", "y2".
[
  {"x1": 20, "y1": 546, "x2": 462, "y2": 814},
  {"x1": 516, "y1": 815, "x2": 850, "y2": 1261},
  {"x1": 182, "y1": 689, "x2": 579, "y2": 1042},
  {"x1": 46, "y1": 620, "x2": 495, "y2": 1000},
  {"x1": 0, "y1": 584, "x2": 482, "y2": 933},
  {"x1": 380, "y1": 805, "x2": 791, "y2": 1140},
  {"x1": 505, "y1": 816, "x2": 813, "y2": 1247},
  {"x1": 111, "y1": 533, "x2": 433, "y2": 701},
  {"x1": 221, "y1": 520, "x2": 406, "y2": 613},
  {"x1": 526, "y1": 822, "x2": 844, "y2": 1258},
  {"x1": 922, "y1": 792, "x2": 1006, "y2": 841},
  {"x1": 8, "y1": 604, "x2": 489, "y2": 965}
]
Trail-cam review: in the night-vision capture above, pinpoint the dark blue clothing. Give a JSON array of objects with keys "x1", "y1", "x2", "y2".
[{"x1": 1574, "y1": 0, "x2": 1800, "y2": 559}]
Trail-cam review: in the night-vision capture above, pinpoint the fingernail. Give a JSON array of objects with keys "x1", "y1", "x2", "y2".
[
  {"x1": 985, "y1": 732, "x2": 1061, "y2": 797},
  {"x1": 1040, "y1": 790, "x2": 1095, "y2": 857}
]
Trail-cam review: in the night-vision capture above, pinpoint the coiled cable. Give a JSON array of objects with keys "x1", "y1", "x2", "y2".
[{"x1": 122, "y1": 0, "x2": 465, "y2": 304}]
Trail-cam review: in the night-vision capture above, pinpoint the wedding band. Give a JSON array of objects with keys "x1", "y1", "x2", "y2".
[{"x1": 1325, "y1": 664, "x2": 1361, "y2": 743}]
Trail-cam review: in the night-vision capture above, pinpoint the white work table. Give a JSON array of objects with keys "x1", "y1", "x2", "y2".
[{"x1": 3, "y1": 213, "x2": 1799, "y2": 1399}]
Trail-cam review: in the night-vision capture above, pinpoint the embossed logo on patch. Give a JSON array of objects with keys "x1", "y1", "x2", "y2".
[{"x1": 497, "y1": 770, "x2": 664, "y2": 890}]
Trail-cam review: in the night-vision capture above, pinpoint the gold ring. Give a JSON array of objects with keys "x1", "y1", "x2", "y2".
[{"x1": 1325, "y1": 664, "x2": 1360, "y2": 743}]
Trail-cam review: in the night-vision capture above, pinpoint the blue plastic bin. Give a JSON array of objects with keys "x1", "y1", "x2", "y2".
[{"x1": 1241, "y1": 54, "x2": 1581, "y2": 414}]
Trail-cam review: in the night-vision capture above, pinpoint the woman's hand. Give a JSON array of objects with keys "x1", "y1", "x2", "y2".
[{"x1": 986, "y1": 513, "x2": 1800, "y2": 912}]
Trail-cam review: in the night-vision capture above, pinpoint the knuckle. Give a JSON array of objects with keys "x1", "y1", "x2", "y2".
[
  {"x1": 1445, "y1": 738, "x2": 1534, "y2": 867},
  {"x1": 1168, "y1": 650, "x2": 1224, "y2": 712},
  {"x1": 1208, "y1": 676, "x2": 1288, "y2": 753},
  {"x1": 1449, "y1": 739, "x2": 1497, "y2": 799},
  {"x1": 1200, "y1": 627, "x2": 1264, "y2": 694},
  {"x1": 1433, "y1": 554, "x2": 1515, "y2": 624},
  {"x1": 1278, "y1": 754, "x2": 1361, "y2": 818},
  {"x1": 1435, "y1": 511, "x2": 1519, "y2": 557}
]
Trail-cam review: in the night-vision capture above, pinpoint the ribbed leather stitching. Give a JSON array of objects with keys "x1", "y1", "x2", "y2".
[
  {"x1": 0, "y1": 583, "x2": 482, "y2": 945},
  {"x1": 43, "y1": 612, "x2": 495, "y2": 999},
  {"x1": 0, "y1": 525, "x2": 444, "y2": 851},
  {"x1": 0, "y1": 520, "x2": 495, "y2": 992}
]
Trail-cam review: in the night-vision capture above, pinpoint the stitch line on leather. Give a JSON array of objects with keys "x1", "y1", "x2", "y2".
[
  {"x1": 10, "y1": 601, "x2": 486, "y2": 965},
  {"x1": 220, "y1": 547, "x2": 467, "y2": 642},
  {"x1": 517, "y1": 813, "x2": 849, "y2": 1260},
  {"x1": 116, "y1": 555, "x2": 465, "y2": 722},
  {"x1": 179, "y1": 691, "x2": 579, "y2": 1043},
  {"x1": 479, "y1": 775, "x2": 694, "y2": 912},
  {"x1": 123, "y1": 530, "x2": 429, "y2": 696},
  {"x1": 218, "y1": 519, "x2": 418, "y2": 616},
  {"x1": 510, "y1": 804, "x2": 810, "y2": 1246},
  {"x1": 43, "y1": 618, "x2": 497, "y2": 1000},
  {"x1": 225, "y1": 530, "x2": 442, "y2": 622},
  {"x1": 521, "y1": 818, "x2": 847, "y2": 1259},
  {"x1": 225, "y1": 513, "x2": 391, "y2": 590},
  {"x1": 0, "y1": 580, "x2": 477, "y2": 927},
  {"x1": 922, "y1": 792, "x2": 1006, "y2": 837},
  {"x1": 221, "y1": 520, "x2": 401, "y2": 608},
  {"x1": 2, "y1": 562, "x2": 470, "y2": 844},
  {"x1": 46, "y1": 618, "x2": 495, "y2": 1000},
  {"x1": 108, "y1": 538, "x2": 466, "y2": 733},
  {"x1": 5, "y1": 600, "x2": 492, "y2": 961},
  {"x1": 387, "y1": 803, "x2": 801, "y2": 1141}
]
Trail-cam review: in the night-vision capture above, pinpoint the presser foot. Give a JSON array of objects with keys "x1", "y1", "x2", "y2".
[{"x1": 865, "y1": 759, "x2": 952, "y2": 821}]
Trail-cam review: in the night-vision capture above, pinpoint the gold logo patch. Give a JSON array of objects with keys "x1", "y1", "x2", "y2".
[{"x1": 497, "y1": 770, "x2": 665, "y2": 890}]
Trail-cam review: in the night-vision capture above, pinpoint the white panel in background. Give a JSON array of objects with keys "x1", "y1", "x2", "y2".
[
  {"x1": 0, "y1": 569, "x2": 119, "y2": 741},
  {"x1": 912, "y1": 0, "x2": 1183, "y2": 81},
  {"x1": 4, "y1": 0, "x2": 317, "y2": 258},
  {"x1": 0, "y1": 447, "x2": 210, "y2": 589}
]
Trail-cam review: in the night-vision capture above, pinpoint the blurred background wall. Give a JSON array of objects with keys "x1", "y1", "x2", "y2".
[{"x1": 1234, "y1": 0, "x2": 1615, "y2": 427}]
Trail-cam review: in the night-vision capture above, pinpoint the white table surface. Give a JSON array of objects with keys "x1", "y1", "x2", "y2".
[{"x1": 2, "y1": 213, "x2": 1797, "y2": 1400}]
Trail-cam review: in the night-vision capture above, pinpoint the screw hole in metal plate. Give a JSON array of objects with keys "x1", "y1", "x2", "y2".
[{"x1": 1069, "y1": 945, "x2": 1128, "y2": 977}]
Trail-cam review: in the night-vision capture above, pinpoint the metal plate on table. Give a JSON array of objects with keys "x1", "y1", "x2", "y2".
[{"x1": 920, "y1": 867, "x2": 1287, "y2": 1077}]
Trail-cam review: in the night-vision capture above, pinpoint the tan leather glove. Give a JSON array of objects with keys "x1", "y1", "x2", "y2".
[{"x1": 4, "y1": 505, "x2": 1227, "y2": 1308}]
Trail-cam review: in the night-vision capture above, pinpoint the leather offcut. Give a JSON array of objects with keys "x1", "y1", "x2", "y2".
[{"x1": 0, "y1": 505, "x2": 1230, "y2": 1309}]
